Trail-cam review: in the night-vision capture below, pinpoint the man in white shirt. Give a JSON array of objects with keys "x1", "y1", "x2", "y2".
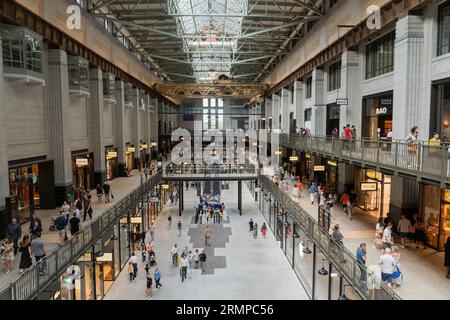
[
  {"x1": 171, "y1": 244, "x2": 179, "y2": 267},
  {"x1": 180, "y1": 255, "x2": 189, "y2": 282},
  {"x1": 397, "y1": 214, "x2": 411, "y2": 248},
  {"x1": 74, "y1": 208, "x2": 81, "y2": 220},
  {"x1": 61, "y1": 201, "x2": 70, "y2": 219},
  {"x1": 130, "y1": 252, "x2": 138, "y2": 278},
  {"x1": 378, "y1": 248, "x2": 397, "y2": 288},
  {"x1": 382, "y1": 222, "x2": 393, "y2": 249}
]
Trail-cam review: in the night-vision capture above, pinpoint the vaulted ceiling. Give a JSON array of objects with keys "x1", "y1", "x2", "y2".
[{"x1": 89, "y1": 0, "x2": 324, "y2": 84}]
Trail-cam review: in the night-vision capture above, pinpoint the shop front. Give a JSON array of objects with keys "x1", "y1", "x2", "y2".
[
  {"x1": 326, "y1": 104, "x2": 340, "y2": 136},
  {"x1": 419, "y1": 185, "x2": 450, "y2": 251},
  {"x1": 105, "y1": 148, "x2": 119, "y2": 181},
  {"x1": 324, "y1": 160, "x2": 338, "y2": 195},
  {"x1": 355, "y1": 169, "x2": 391, "y2": 218},
  {"x1": 299, "y1": 152, "x2": 313, "y2": 184},
  {"x1": 8, "y1": 160, "x2": 55, "y2": 224},
  {"x1": 140, "y1": 143, "x2": 149, "y2": 166},
  {"x1": 361, "y1": 92, "x2": 393, "y2": 140},
  {"x1": 72, "y1": 153, "x2": 94, "y2": 191},
  {"x1": 125, "y1": 145, "x2": 136, "y2": 172},
  {"x1": 430, "y1": 81, "x2": 450, "y2": 138}
]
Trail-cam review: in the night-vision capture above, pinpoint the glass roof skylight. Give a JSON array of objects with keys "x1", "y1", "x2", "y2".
[{"x1": 169, "y1": 0, "x2": 248, "y2": 83}]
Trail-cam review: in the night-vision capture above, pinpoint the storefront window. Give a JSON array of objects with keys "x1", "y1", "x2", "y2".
[
  {"x1": 9, "y1": 164, "x2": 40, "y2": 224},
  {"x1": 438, "y1": 1, "x2": 450, "y2": 56},
  {"x1": 431, "y1": 83, "x2": 450, "y2": 139},
  {"x1": 305, "y1": 76, "x2": 312, "y2": 99},
  {"x1": 326, "y1": 104, "x2": 340, "y2": 136},
  {"x1": 361, "y1": 93, "x2": 393, "y2": 140},
  {"x1": 285, "y1": 215, "x2": 294, "y2": 265},
  {"x1": 356, "y1": 169, "x2": 391, "y2": 218}
]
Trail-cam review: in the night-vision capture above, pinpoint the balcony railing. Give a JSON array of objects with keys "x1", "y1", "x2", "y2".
[
  {"x1": 0, "y1": 174, "x2": 161, "y2": 300},
  {"x1": 162, "y1": 163, "x2": 259, "y2": 179},
  {"x1": 258, "y1": 175, "x2": 402, "y2": 300},
  {"x1": 279, "y1": 134, "x2": 450, "y2": 185}
]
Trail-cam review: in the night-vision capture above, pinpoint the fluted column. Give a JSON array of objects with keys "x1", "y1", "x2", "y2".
[
  {"x1": 294, "y1": 81, "x2": 304, "y2": 131},
  {"x1": 114, "y1": 80, "x2": 127, "y2": 176},
  {"x1": 312, "y1": 69, "x2": 325, "y2": 136},
  {"x1": 88, "y1": 67, "x2": 106, "y2": 185},
  {"x1": 280, "y1": 88, "x2": 290, "y2": 133},
  {"x1": 265, "y1": 97, "x2": 272, "y2": 130},
  {"x1": 131, "y1": 88, "x2": 141, "y2": 168},
  {"x1": 272, "y1": 93, "x2": 281, "y2": 131},
  {"x1": 0, "y1": 36, "x2": 10, "y2": 220},
  {"x1": 393, "y1": 15, "x2": 425, "y2": 140},
  {"x1": 341, "y1": 50, "x2": 361, "y2": 135},
  {"x1": 46, "y1": 49, "x2": 72, "y2": 205}
]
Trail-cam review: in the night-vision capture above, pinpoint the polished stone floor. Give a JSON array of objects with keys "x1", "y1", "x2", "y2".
[{"x1": 105, "y1": 182, "x2": 309, "y2": 300}]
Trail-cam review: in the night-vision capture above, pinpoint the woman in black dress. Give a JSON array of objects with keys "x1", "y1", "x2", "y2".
[{"x1": 19, "y1": 235, "x2": 32, "y2": 274}]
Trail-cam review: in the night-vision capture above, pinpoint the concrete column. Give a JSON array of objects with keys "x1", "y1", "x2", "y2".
[
  {"x1": 272, "y1": 93, "x2": 281, "y2": 130},
  {"x1": 131, "y1": 88, "x2": 141, "y2": 167},
  {"x1": 114, "y1": 80, "x2": 127, "y2": 177},
  {"x1": 392, "y1": 15, "x2": 425, "y2": 140},
  {"x1": 88, "y1": 68, "x2": 106, "y2": 185},
  {"x1": 145, "y1": 94, "x2": 152, "y2": 159},
  {"x1": 238, "y1": 180, "x2": 242, "y2": 215},
  {"x1": 46, "y1": 49, "x2": 73, "y2": 205},
  {"x1": 265, "y1": 97, "x2": 272, "y2": 129},
  {"x1": 341, "y1": 50, "x2": 361, "y2": 135},
  {"x1": 294, "y1": 81, "x2": 304, "y2": 131},
  {"x1": 0, "y1": 36, "x2": 10, "y2": 227},
  {"x1": 337, "y1": 163, "x2": 355, "y2": 194},
  {"x1": 312, "y1": 69, "x2": 325, "y2": 136},
  {"x1": 280, "y1": 88, "x2": 290, "y2": 133}
]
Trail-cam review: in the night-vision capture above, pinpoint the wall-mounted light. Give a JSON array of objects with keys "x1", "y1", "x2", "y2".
[{"x1": 444, "y1": 120, "x2": 449, "y2": 128}]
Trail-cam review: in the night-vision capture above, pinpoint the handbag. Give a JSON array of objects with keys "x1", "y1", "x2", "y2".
[
  {"x1": 407, "y1": 144, "x2": 417, "y2": 153},
  {"x1": 392, "y1": 267, "x2": 401, "y2": 279}
]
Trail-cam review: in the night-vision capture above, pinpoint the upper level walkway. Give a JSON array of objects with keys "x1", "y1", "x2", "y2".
[
  {"x1": 162, "y1": 164, "x2": 259, "y2": 181},
  {"x1": 279, "y1": 134, "x2": 450, "y2": 187}
]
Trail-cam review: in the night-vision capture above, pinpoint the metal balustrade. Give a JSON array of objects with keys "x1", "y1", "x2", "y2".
[
  {"x1": 257, "y1": 175, "x2": 402, "y2": 301},
  {"x1": 162, "y1": 163, "x2": 259, "y2": 180},
  {"x1": 279, "y1": 134, "x2": 450, "y2": 186},
  {"x1": 0, "y1": 174, "x2": 162, "y2": 301}
]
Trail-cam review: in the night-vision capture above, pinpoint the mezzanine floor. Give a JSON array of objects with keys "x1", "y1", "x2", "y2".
[
  {"x1": 0, "y1": 170, "x2": 145, "y2": 292},
  {"x1": 105, "y1": 181, "x2": 308, "y2": 300}
]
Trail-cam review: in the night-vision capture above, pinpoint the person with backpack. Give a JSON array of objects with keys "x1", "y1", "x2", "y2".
[{"x1": 103, "y1": 181, "x2": 112, "y2": 203}]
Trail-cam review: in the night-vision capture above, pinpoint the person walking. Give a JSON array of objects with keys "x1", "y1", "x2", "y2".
[
  {"x1": 54, "y1": 211, "x2": 68, "y2": 243},
  {"x1": 253, "y1": 222, "x2": 259, "y2": 239},
  {"x1": 199, "y1": 250, "x2": 207, "y2": 270},
  {"x1": 340, "y1": 192, "x2": 351, "y2": 220},
  {"x1": 249, "y1": 219, "x2": 254, "y2": 232},
  {"x1": 378, "y1": 248, "x2": 397, "y2": 288},
  {"x1": 103, "y1": 181, "x2": 112, "y2": 203},
  {"x1": 356, "y1": 243, "x2": 367, "y2": 281},
  {"x1": 332, "y1": 224, "x2": 344, "y2": 245},
  {"x1": 69, "y1": 212, "x2": 81, "y2": 236},
  {"x1": 445, "y1": 236, "x2": 450, "y2": 279},
  {"x1": 31, "y1": 233, "x2": 46, "y2": 275},
  {"x1": 130, "y1": 252, "x2": 138, "y2": 279},
  {"x1": 18, "y1": 235, "x2": 32, "y2": 274},
  {"x1": 29, "y1": 213, "x2": 42, "y2": 239},
  {"x1": 193, "y1": 249, "x2": 200, "y2": 269},
  {"x1": 397, "y1": 214, "x2": 411, "y2": 248},
  {"x1": 61, "y1": 201, "x2": 71, "y2": 220},
  {"x1": 149, "y1": 224, "x2": 155, "y2": 241},
  {"x1": 7, "y1": 218, "x2": 22, "y2": 255},
  {"x1": 1, "y1": 238, "x2": 14, "y2": 274},
  {"x1": 96, "y1": 184, "x2": 103, "y2": 202},
  {"x1": 168, "y1": 215, "x2": 172, "y2": 228},
  {"x1": 177, "y1": 220, "x2": 182, "y2": 237},
  {"x1": 180, "y1": 254, "x2": 188, "y2": 282},
  {"x1": 204, "y1": 226, "x2": 212, "y2": 246},
  {"x1": 261, "y1": 223, "x2": 267, "y2": 238},
  {"x1": 83, "y1": 194, "x2": 93, "y2": 222},
  {"x1": 128, "y1": 261, "x2": 134, "y2": 282},
  {"x1": 144, "y1": 166, "x2": 150, "y2": 180},
  {"x1": 309, "y1": 183, "x2": 318, "y2": 205},
  {"x1": 382, "y1": 222, "x2": 394, "y2": 249},
  {"x1": 154, "y1": 267, "x2": 162, "y2": 289},
  {"x1": 171, "y1": 244, "x2": 179, "y2": 267},
  {"x1": 145, "y1": 271, "x2": 153, "y2": 300},
  {"x1": 405, "y1": 126, "x2": 419, "y2": 169}
]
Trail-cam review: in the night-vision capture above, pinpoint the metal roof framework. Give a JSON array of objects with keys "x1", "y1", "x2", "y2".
[{"x1": 89, "y1": 0, "x2": 324, "y2": 84}]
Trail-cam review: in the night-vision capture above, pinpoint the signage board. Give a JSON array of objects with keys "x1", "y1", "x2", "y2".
[
  {"x1": 314, "y1": 165, "x2": 326, "y2": 172},
  {"x1": 162, "y1": 184, "x2": 170, "y2": 190},
  {"x1": 106, "y1": 151, "x2": 117, "y2": 159},
  {"x1": 255, "y1": 187, "x2": 262, "y2": 192},
  {"x1": 141, "y1": 144, "x2": 149, "y2": 149},
  {"x1": 381, "y1": 99, "x2": 392, "y2": 106},
  {"x1": 336, "y1": 98, "x2": 348, "y2": 105},
  {"x1": 76, "y1": 158, "x2": 89, "y2": 166},
  {"x1": 361, "y1": 182, "x2": 378, "y2": 191},
  {"x1": 289, "y1": 156, "x2": 299, "y2": 161},
  {"x1": 128, "y1": 147, "x2": 136, "y2": 153},
  {"x1": 130, "y1": 217, "x2": 142, "y2": 224},
  {"x1": 305, "y1": 153, "x2": 311, "y2": 159},
  {"x1": 327, "y1": 161, "x2": 337, "y2": 167},
  {"x1": 150, "y1": 197, "x2": 159, "y2": 203}
]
